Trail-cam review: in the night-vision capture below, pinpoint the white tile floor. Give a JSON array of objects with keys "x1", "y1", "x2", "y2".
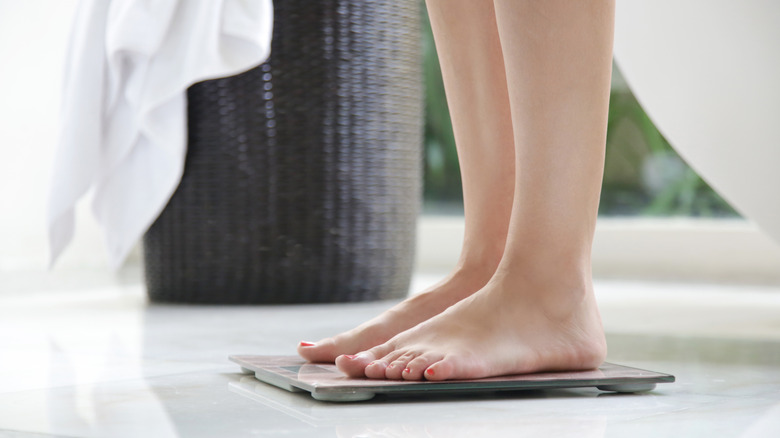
[{"x1": 1, "y1": 270, "x2": 779, "y2": 437}]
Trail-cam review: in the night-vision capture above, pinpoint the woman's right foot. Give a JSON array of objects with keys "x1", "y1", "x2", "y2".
[{"x1": 297, "y1": 264, "x2": 496, "y2": 363}]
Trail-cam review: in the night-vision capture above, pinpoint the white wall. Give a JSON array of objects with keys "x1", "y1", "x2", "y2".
[{"x1": 0, "y1": 0, "x2": 114, "y2": 276}]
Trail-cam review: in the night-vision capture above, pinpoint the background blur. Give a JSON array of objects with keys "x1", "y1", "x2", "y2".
[
  {"x1": 420, "y1": 9, "x2": 738, "y2": 218},
  {"x1": 2, "y1": 0, "x2": 779, "y2": 289}
]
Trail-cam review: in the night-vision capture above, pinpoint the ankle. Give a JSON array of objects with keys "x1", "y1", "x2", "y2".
[
  {"x1": 505, "y1": 244, "x2": 591, "y2": 280},
  {"x1": 455, "y1": 241, "x2": 505, "y2": 277},
  {"x1": 494, "y1": 251, "x2": 593, "y2": 306},
  {"x1": 452, "y1": 256, "x2": 501, "y2": 287}
]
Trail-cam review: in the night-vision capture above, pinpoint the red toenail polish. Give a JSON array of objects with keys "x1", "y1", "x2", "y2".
[
  {"x1": 426, "y1": 368, "x2": 435, "y2": 376},
  {"x1": 403, "y1": 368, "x2": 411, "y2": 373},
  {"x1": 299, "y1": 341, "x2": 315, "y2": 347},
  {"x1": 387, "y1": 364, "x2": 395, "y2": 369},
  {"x1": 344, "y1": 355, "x2": 358, "y2": 359}
]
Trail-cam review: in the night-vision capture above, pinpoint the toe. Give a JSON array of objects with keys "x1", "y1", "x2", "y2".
[
  {"x1": 384, "y1": 361, "x2": 404, "y2": 379},
  {"x1": 297, "y1": 324, "x2": 388, "y2": 363},
  {"x1": 422, "y1": 359, "x2": 454, "y2": 381},
  {"x1": 364, "y1": 360, "x2": 389, "y2": 379},
  {"x1": 335, "y1": 342, "x2": 394, "y2": 378},
  {"x1": 403, "y1": 354, "x2": 440, "y2": 380},
  {"x1": 335, "y1": 353, "x2": 373, "y2": 377},
  {"x1": 297, "y1": 338, "x2": 340, "y2": 363},
  {"x1": 378, "y1": 350, "x2": 406, "y2": 367},
  {"x1": 385, "y1": 352, "x2": 416, "y2": 379}
]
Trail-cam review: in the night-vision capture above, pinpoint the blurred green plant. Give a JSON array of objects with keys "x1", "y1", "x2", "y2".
[
  {"x1": 420, "y1": 7, "x2": 738, "y2": 218},
  {"x1": 603, "y1": 66, "x2": 738, "y2": 217},
  {"x1": 422, "y1": 9, "x2": 462, "y2": 205}
]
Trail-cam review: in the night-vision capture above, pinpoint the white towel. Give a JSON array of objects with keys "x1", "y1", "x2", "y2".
[{"x1": 47, "y1": 0, "x2": 273, "y2": 268}]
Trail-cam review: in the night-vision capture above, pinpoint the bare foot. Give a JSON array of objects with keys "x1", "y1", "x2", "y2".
[
  {"x1": 297, "y1": 265, "x2": 496, "y2": 363},
  {"x1": 335, "y1": 268, "x2": 607, "y2": 380}
]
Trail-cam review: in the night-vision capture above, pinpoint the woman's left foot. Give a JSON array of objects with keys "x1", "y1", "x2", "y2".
[
  {"x1": 297, "y1": 264, "x2": 497, "y2": 363},
  {"x1": 335, "y1": 268, "x2": 607, "y2": 381}
]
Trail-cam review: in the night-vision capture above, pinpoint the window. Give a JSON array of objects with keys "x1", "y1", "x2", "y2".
[
  {"x1": 417, "y1": 9, "x2": 780, "y2": 284},
  {"x1": 421, "y1": 11, "x2": 738, "y2": 219}
]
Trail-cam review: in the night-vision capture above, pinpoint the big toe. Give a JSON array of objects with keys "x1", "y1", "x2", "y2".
[
  {"x1": 298, "y1": 326, "x2": 391, "y2": 363},
  {"x1": 336, "y1": 342, "x2": 395, "y2": 377},
  {"x1": 335, "y1": 353, "x2": 375, "y2": 377},
  {"x1": 297, "y1": 339, "x2": 343, "y2": 363}
]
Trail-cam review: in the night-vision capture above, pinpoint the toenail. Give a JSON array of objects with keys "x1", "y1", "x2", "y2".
[
  {"x1": 426, "y1": 368, "x2": 435, "y2": 376},
  {"x1": 344, "y1": 355, "x2": 358, "y2": 359},
  {"x1": 403, "y1": 368, "x2": 411, "y2": 374},
  {"x1": 368, "y1": 361, "x2": 377, "y2": 367},
  {"x1": 387, "y1": 364, "x2": 395, "y2": 369},
  {"x1": 299, "y1": 341, "x2": 315, "y2": 347}
]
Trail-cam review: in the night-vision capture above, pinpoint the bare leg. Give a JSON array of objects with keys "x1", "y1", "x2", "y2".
[
  {"x1": 298, "y1": 0, "x2": 515, "y2": 363},
  {"x1": 338, "y1": 0, "x2": 614, "y2": 380}
]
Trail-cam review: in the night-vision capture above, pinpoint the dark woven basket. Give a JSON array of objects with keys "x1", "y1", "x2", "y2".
[{"x1": 142, "y1": 0, "x2": 423, "y2": 304}]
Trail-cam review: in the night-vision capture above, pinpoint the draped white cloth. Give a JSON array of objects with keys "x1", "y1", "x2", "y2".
[
  {"x1": 614, "y1": 0, "x2": 780, "y2": 244},
  {"x1": 48, "y1": 0, "x2": 273, "y2": 268}
]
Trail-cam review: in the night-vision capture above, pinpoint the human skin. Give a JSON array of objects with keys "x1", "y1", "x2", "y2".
[
  {"x1": 297, "y1": 0, "x2": 515, "y2": 364},
  {"x1": 303, "y1": 0, "x2": 615, "y2": 381}
]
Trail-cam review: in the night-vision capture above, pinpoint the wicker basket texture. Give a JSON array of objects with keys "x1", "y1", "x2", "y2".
[{"x1": 143, "y1": 0, "x2": 424, "y2": 304}]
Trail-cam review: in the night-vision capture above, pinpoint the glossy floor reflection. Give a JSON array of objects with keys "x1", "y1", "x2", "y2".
[{"x1": 1, "y1": 271, "x2": 779, "y2": 437}]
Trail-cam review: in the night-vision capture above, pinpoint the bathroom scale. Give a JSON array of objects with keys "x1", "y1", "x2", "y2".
[{"x1": 230, "y1": 355, "x2": 674, "y2": 402}]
